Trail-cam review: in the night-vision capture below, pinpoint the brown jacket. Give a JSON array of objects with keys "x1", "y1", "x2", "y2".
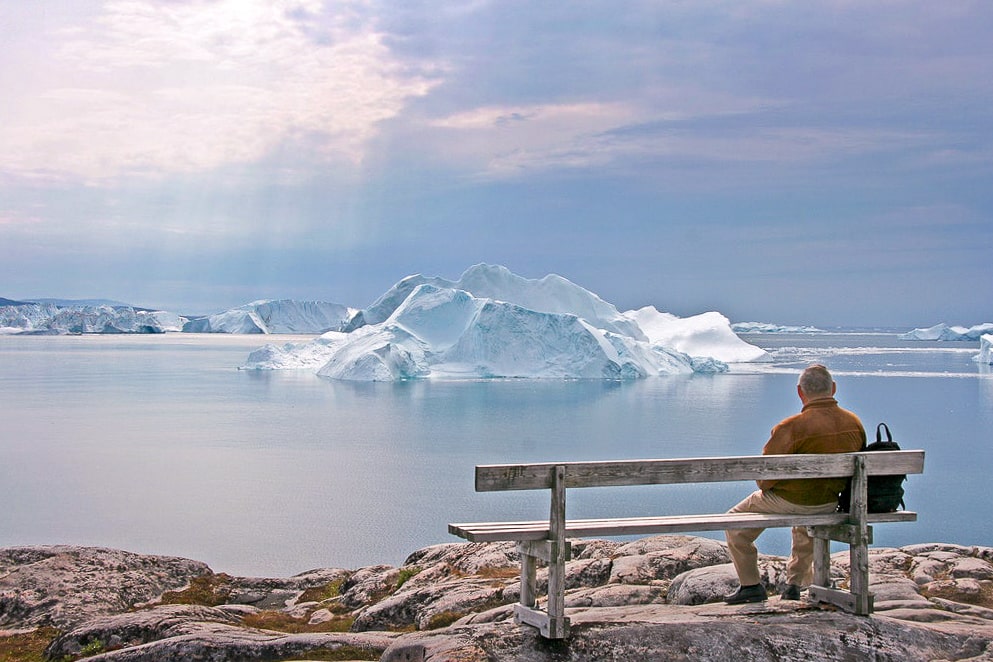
[{"x1": 758, "y1": 397, "x2": 867, "y2": 505}]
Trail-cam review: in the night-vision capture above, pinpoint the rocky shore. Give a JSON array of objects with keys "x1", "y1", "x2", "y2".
[{"x1": 3, "y1": 536, "x2": 993, "y2": 661}]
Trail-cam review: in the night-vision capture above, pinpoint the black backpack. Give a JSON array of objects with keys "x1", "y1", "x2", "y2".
[{"x1": 838, "y1": 423, "x2": 907, "y2": 513}]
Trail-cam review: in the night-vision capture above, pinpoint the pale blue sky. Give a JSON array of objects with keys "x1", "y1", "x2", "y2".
[{"x1": 1, "y1": 1, "x2": 990, "y2": 326}]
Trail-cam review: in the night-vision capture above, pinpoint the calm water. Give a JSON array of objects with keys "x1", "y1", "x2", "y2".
[{"x1": 1, "y1": 332, "x2": 990, "y2": 576}]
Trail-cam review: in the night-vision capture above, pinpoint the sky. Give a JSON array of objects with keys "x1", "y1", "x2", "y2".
[{"x1": 1, "y1": 1, "x2": 991, "y2": 327}]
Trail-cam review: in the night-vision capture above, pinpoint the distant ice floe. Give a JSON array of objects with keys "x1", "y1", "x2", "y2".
[
  {"x1": 244, "y1": 264, "x2": 768, "y2": 381},
  {"x1": 0, "y1": 303, "x2": 183, "y2": 335},
  {"x1": 731, "y1": 321, "x2": 827, "y2": 334},
  {"x1": 900, "y1": 322, "x2": 993, "y2": 341},
  {"x1": 0, "y1": 299, "x2": 354, "y2": 336}
]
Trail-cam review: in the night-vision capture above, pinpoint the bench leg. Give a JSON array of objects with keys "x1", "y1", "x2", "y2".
[
  {"x1": 849, "y1": 530, "x2": 873, "y2": 616},
  {"x1": 811, "y1": 532, "x2": 831, "y2": 588},
  {"x1": 807, "y1": 456, "x2": 874, "y2": 616},
  {"x1": 514, "y1": 540, "x2": 571, "y2": 639},
  {"x1": 520, "y1": 550, "x2": 537, "y2": 609},
  {"x1": 514, "y1": 465, "x2": 571, "y2": 639},
  {"x1": 545, "y1": 538, "x2": 569, "y2": 639},
  {"x1": 848, "y1": 455, "x2": 873, "y2": 616},
  {"x1": 543, "y1": 465, "x2": 570, "y2": 638}
]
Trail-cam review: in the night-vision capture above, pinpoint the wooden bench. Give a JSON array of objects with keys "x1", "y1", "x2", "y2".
[{"x1": 449, "y1": 450, "x2": 925, "y2": 639}]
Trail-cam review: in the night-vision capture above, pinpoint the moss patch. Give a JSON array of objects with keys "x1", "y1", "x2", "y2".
[
  {"x1": 395, "y1": 566, "x2": 422, "y2": 591},
  {"x1": 0, "y1": 628, "x2": 59, "y2": 662},
  {"x1": 274, "y1": 645, "x2": 379, "y2": 661},
  {"x1": 242, "y1": 610, "x2": 354, "y2": 634},
  {"x1": 425, "y1": 610, "x2": 465, "y2": 630},
  {"x1": 922, "y1": 579, "x2": 993, "y2": 608},
  {"x1": 155, "y1": 573, "x2": 233, "y2": 607},
  {"x1": 298, "y1": 579, "x2": 346, "y2": 605}
]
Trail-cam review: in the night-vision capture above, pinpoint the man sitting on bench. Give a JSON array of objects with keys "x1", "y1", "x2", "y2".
[{"x1": 724, "y1": 364, "x2": 867, "y2": 605}]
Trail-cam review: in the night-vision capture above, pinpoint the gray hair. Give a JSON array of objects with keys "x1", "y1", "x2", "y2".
[{"x1": 798, "y1": 364, "x2": 834, "y2": 397}]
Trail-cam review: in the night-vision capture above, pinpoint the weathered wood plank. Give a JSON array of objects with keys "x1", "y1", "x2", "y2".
[
  {"x1": 812, "y1": 535, "x2": 831, "y2": 588},
  {"x1": 807, "y1": 523, "x2": 871, "y2": 545},
  {"x1": 474, "y1": 451, "x2": 925, "y2": 492},
  {"x1": 808, "y1": 585, "x2": 863, "y2": 612},
  {"x1": 849, "y1": 454, "x2": 873, "y2": 615},
  {"x1": 518, "y1": 539, "x2": 572, "y2": 563},
  {"x1": 450, "y1": 511, "x2": 917, "y2": 542},
  {"x1": 514, "y1": 604, "x2": 569, "y2": 639},
  {"x1": 517, "y1": 545, "x2": 537, "y2": 609},
  {"x1": 514, "y1": 604, "x2": 547, "y2": 630},
  {"x1": 546, "y1": 465, "x2": 568, "y2": 632}
]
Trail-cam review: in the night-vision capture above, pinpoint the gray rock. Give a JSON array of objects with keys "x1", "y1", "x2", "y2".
[
  {"x1": 402, "y1": 541, "x2": 519, "y2": 577},
  {"x1": 869, "y1": 577, "x2": 928, "y2": 603},
  {"x1": 566, "y1": 583, "x2": 667, "y2": 608},
  {"x1": 45, "y1": 602, "x2": 398, "y2": 661},
  {"x1": 339, "y1": 564, "x2": 401, "y2": 610},
  {"x1": 382, "y1": 606, "x2": 993, "y2": 661},
  {"x1": 353, "y1": 579, "x2": 506, "y2": 632},
  {"x1": 951, "y1": 556, "x2": 993, "y2": 580},
  {"x1": 45, "y1": 604, "x2": 243, "y2": 658},
  {"x1": 307, "y1": 608, "x2": 334, "y2": 625},
  {"x1": 0, "y1": 546, "x2": 209, "y2": 630},
  {"x1": 609, "y1": 536, "x2": 730, "y2": 585},
  {"x1": 667, "y1": 563, "x2": 741, "y2": 605},
  {"x1": 7, "y1": 537, "x2": 993, "y2": 661},
  {"x1": 224, "y1": 567, "x2": 352, "y2": 608},
  {"x1": 929, "y1": 597, "x2": 993, "y2": 620},
  {"x1": 570, "y1": 538, "x2": 621, "y2": 560}
]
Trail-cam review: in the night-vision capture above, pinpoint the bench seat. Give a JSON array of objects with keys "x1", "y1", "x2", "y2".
[{"x1": 450, "y1": 510, "x2": 917, "y2": 542}]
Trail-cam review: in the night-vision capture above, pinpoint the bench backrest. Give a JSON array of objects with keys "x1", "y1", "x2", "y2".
[{"x1": 475, "y1": 451, "x2": 925, "y2": 492}]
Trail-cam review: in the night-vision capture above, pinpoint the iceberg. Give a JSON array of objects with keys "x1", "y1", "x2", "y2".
[
  {"x1": 245, "y1": 264, "x2": 767, "y2": 381},
  {"x1": 731, "y1": 321, "x2": 826, "y2": 334},
  {"x1": 2, "y1": 297, "x2": 353, "y2": 336},
  {"x1": 626, "y1": 307, "x2": 770, "y2": 363},
  {"x1": 977, "y1": 334, "x2": 993, "y2": 365},
  {"x1": 900, "y1": 323, "x2": 993, "y2": 341},
  {"x1": 343, "y1": 264, "x2": 644, "y2": 339},
  {"x1": 183, "y1": 300, "x2": 355, "y2": 334},
  {"x1": 0, "y1": 303, "x2": 183, "y2": 334}
]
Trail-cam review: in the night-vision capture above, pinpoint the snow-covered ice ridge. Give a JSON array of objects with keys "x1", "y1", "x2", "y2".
[
  {"x1": 182, "y1": 300, "x2": 355, "y2": 334},
  {"x1": 731, "y1": 322, "x2": 827, "y2": 334},
  {"x1": 0, "y1": 302, "x2": 184, "y2": 335},
  {"x1": 0, "y1": 300, "x2": 354, "y2": 335},
  {"x1": 243, "y1": 264, "x2": 769, "y2": 381},
  {"x1": 900, "y1": 322, "x2": 993, "y2": 341}
]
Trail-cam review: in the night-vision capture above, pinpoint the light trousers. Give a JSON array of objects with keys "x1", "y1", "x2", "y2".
[{"x1": 725, "y1": 490, "x2": 838, "y2": 587}]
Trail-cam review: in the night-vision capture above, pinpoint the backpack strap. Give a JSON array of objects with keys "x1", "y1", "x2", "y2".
[{"x1": 876, "y1": 422, "x2": 892, "y2": 444}]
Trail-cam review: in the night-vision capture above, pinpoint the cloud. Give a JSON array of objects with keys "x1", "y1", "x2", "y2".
[
  {"x1": 0, "y1": 0, "x2": 440, "y2": 182},
  {"x1": 422, "y1": 98, "x2": 938, "y2": 180},
  {"x1": 0, "y1": 210, "x2": 43, "y2": 227}
]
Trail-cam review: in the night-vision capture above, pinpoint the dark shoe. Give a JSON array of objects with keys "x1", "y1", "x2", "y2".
[
  {"x1": 781, "y1": 584, "x2": 802, "y2": 600},
  {"x1": 724, "y1": 584, "x2": 767, "y2": 604}
]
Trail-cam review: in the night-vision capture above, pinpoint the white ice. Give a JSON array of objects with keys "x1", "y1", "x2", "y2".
[
  {"x1": 731, "y1": 321, "x2": 827, "y2": 334},
  {"x1": 0, "y1": 303, "x2": 183, "y2": 334},
  {"x1": 244, "y1": 264, "x2": 767, "y2": 381},
  {"x1": 900, "y1": 322, "x2": 993, "y2": 341},
  {"x1": 626, "y1": 307, "x2": 770, "y2": 363},
  {"x1": 977, "y1": 334, "x2": 993, "y2": 365},
  {"x1": 182, "y1": 299, "x2": 355, "y2": 334}
]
